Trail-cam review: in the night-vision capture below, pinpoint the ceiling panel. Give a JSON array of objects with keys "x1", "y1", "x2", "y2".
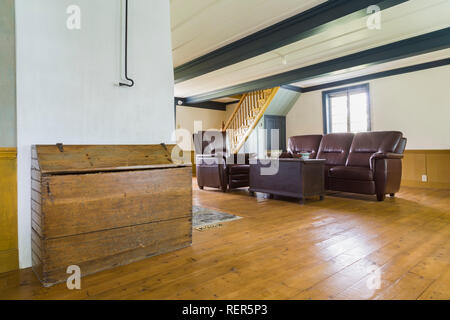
[
  {"x1": 174, "y1": 0, "x2": 450, "y2": 97},
  {"x1": 292, "y1": 48, "x2": 450, "y2": 88},
  {"x1": 170, "y1": 0, "x2": 326, "y2": 67}
]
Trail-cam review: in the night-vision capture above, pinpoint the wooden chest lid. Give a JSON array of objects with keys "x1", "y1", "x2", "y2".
[{"x1": 32, "y1": 144, "x2": 190, "y2": 174}]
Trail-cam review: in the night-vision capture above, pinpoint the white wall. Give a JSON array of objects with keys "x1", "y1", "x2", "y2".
[
  {"x1": 287, "y1": 65, "x2": 450, "y2": 149},
  {"x1": 176, "y1": 106, "x2": 225, "y2": 134},
  {"x1": 286, "y1": 91, "x2": 323, "y2": 138},
  {"x1": 0, "y1": 0, "x2": 16, "y2": 147},
  {"x1": 225, "y1": 102, "x2": 238, "y2": 121},
  {"x1": 370, "y1": 66, "x2": 450, "y2": 149},
  {"x1": 175, "y1": 105, "x2": 226, "y2": 151},
  {"x1": 15, "y1": 0, "x2": 174, "y2": 268}
]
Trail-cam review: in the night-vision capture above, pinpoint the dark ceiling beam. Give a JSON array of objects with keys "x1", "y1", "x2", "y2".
[
  {"x1": 174, "y1": 98, "x2": 227, "y2": 111},
  {"x1": 184, "y1": 28, "x2": 450, "y2": 104},
  {"x1": 301, "y1": 58, "x2": 450, "y2": 92},
  {"x1": 281, "y1": 85, "x2": 303, "y2": 93},
  {"x1": 174, "y1": 0, "x2": 408, "y2": 83}
]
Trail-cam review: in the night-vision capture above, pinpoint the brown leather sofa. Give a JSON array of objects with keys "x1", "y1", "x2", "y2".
[
  {"x1": 286, "y1": 131, "x2": 406, "y2": 201},
  {"x1": 316, "y1": 133, "x2": 355, "y2": 190},
  {"x1": 193, "y1": 131, "x2": 251, "y2": 192}
]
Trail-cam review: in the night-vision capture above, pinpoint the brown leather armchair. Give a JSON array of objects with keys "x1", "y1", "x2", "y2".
[
  {"x1": 287, "y1": 135, "x2": 323, "y2": 158},
  {"x1": 193, "y1": 131, "x2": 252, "y2": 192}
]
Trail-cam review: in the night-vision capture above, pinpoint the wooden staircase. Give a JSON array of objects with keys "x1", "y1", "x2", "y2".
[{"x1": 222, "y1": 87, "x2": 279, "y2": 154}]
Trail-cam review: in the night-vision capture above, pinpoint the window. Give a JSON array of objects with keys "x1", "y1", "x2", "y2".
[{"x1": 322, "y1": 84, "x2": 371, "y2": 134}]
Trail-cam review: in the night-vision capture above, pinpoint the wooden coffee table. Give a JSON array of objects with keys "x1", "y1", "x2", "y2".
[{"x1": 249, "y1": 158, "x2": 325, "y2": 203}]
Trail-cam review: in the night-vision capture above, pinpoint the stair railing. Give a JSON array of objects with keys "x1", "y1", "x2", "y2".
[{"x1": 223, "y1": 87, "x2": 279, "y2": 154}]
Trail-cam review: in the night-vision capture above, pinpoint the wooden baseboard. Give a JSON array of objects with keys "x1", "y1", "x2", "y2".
[{"x1": 402, "y1": 180, "x2": 450, "y2": 190}]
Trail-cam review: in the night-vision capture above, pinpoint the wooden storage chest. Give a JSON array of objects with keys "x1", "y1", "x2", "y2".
[
  {"x1": 249, "y1": 158, "x2": 325, "y2": 203},
  {"x1": 31, "y1": 144, "x2": 192, "y2": 287}
]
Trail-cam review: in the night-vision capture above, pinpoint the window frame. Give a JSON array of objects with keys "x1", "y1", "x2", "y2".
[{"x1": 321, "y1": 83, "x2": 372, "y2": 134}]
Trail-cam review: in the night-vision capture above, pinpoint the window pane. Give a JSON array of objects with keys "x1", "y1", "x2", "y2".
[
  {"x1": 330, "y1": 95, "x2": 347, "y2": 133},
  {"x1": 349, "y1": 92, "x2": 368, "y2": 133},
  {"x1": 324, "y1": 85, "x2": 371, "y2": 134}
]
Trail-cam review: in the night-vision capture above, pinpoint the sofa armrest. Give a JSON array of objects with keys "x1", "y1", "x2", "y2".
[
  {"x1": 374, "y1": 157, "x2": 403, "y2": 196},
  {"x1": 371, "y1": 152, "x2": 404, "y2": 160},
  {"x1": 370, "y1": 152, "x2": 403, "y2": 171}
]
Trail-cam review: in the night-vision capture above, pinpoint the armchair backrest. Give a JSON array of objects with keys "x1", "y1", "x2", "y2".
[
  {"x1": 346, "y1": 131, "x2": 403, "y2": 167},
  {"x1": 394, "y1": 137, "x2": 407, "y2": 154},
  {"x1": 287, "y1": 135, "x2": 323, "y2": 159},
  {"x1": 193, "y1": 130, "x2": 227, "y2": 155}
]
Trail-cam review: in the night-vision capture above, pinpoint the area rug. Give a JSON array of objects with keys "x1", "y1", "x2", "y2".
[{"x1": 192, "y1": 205, "x2": 242, "y2": 231}]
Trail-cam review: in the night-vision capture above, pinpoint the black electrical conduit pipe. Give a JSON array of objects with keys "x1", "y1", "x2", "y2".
[{"x1": 119, "y1": 0, "x2": 134, "y2": 87}]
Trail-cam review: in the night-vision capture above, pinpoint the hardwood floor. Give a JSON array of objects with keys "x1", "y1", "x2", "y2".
[{"x1": 0, "y1": 180, "x2": 449, "y2": 300}]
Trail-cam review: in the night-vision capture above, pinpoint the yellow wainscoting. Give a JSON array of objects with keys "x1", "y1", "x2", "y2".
[
  {"x1": 191, "y1": 150, "x2": 196, "y2": 177},
  {"x1": 0, "y1": 147, "x2": 18, "y2": 273},
  {"x1": 402, "y1": 150, "x2": 450, "y2": 189}
]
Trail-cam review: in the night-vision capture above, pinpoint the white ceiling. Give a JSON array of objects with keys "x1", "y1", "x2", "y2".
[
  {"x1": 293, "y1": 48, "x2": 450, "y2": 88},
  {"x1": 170, "y1": 0, "x2": 326, "y2": 67},
  {"x1": 172, "y1": 0, "x2": 450, "y2": 98}
]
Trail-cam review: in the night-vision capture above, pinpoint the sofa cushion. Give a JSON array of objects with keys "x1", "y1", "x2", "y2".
[
  {"x1": 317, "y1": 133, "x2": 354, "y2": 166},
  {"x1": 287, "y1": 135, "x2": 322, "y2": 159},
  {"x1": 329, "y1": 166, "x2": 374, "y2": 181},
  {"x1": 346, "y1": 131, "x2": 403, "y2": 168}
]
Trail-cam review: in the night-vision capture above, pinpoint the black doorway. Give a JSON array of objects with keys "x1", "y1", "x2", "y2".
[{"x1": 264, "y1": 115, "x2": 286, "y2": 152}]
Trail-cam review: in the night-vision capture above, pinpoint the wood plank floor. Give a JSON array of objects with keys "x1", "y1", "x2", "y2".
[{"x1": 0, "y1": 180, "x2": 449, "y2": 300}]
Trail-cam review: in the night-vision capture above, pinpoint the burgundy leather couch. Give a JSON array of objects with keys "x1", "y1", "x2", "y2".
[
  {"x1": 286, "y1": 131, "x2": 407, "y2": 201},
  {"x1": 193, "y1": 131, "x2": 251, "y2": 192}
]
